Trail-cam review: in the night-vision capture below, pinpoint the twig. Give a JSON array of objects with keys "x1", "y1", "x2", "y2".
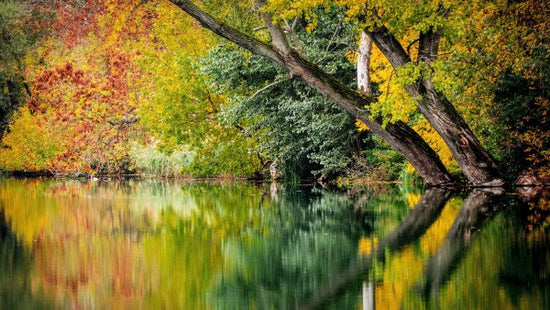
[{"x1": 247, "y1": 78, "x2": 290, "y2": 102}]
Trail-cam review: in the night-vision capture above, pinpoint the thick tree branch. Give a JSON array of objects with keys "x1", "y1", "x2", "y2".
[
  {"x1": 418, "y1": 4, "x2": 449, "y2": 64},
  {"x1": 418, "y1": 27, "x2": 442, "y2": 64},
  {"x1": 256, "y1": 1, "x2": 293, "y2": 55},
  {"x1": 169, "y1": 0, "x2": 284, "y2": 66},
  {"x1": 364, "y1": 23, "x2": 411, "y2": 68},
  {"x1": 365, "y1": 4, "x2": 447, "y2": 67}
]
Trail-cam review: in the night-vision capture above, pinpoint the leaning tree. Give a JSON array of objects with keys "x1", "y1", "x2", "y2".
[{"x1": 168, "y1": 0, "x2": 507, "y2": 186}]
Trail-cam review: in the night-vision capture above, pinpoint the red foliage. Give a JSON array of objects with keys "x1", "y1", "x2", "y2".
[
  {"x1": 51, "y1": 0, "x2": 106, "y2": 49},
  {"x1": 17, "y1": 0, "x2": 165, "y2": 175},
  {"x1": 28, "y1": 49, "x2": 143, "y2": 175}
]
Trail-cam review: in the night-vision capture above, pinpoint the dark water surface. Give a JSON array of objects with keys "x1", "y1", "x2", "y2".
[{"x1": 0, "y1": 178, "x2": 547, "y2": 309}]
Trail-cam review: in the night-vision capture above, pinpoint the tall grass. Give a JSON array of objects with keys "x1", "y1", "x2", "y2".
[{"x1": 130, "y1": 142, "x2": 195, "y2": 177}]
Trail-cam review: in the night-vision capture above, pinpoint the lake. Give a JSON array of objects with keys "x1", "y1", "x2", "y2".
[{"x1": 0, "y1": 178, "x2": 547, "y2": 309}]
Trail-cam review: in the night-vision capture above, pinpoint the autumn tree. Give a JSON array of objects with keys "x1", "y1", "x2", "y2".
[
  {"x1": 0, "y1": 0, "x2": 150, "y2": 175},
  {"x1": 133, "y1": 1, "x2": 262, "y2": 178},
  {"x1": 0, "y1": 1, "x2": 33, "y2": 135},
  {"x1": 166, "y1": 0, "x2": 548, "y2": 186},
  {"x1": 0, "y1": 0, "x2": 263, "y2": 177}
]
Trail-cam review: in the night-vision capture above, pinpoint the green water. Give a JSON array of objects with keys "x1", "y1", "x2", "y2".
[{"x1": 0, "y1": 178, "x2": 547, "y2": 309}]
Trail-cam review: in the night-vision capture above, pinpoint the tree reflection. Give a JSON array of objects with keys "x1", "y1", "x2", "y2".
[
  {"x1": 0, "y1": 178, "x2": 546, "y2": 309},
  {"x1": 375, "y1": 188, "x2": 453, "y2": 257},
  {"x1": 300, "y1": 187, "x2": 452, "y2": 309},
  {"x1": 417, "y1": 188, "x2": 501, "y2": 303},
  {"x1": 0, "y1": 208, "x2": 53, "y2": 309},
  {"x1": 209, "y1": 185, "x2": 368, "y2": 310}
]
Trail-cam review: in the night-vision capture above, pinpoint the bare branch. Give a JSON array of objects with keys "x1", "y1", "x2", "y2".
[
  {"x1": 283, "y1": 19, "x2": 307, "y2": 58},
  {"x1": 325, "y1": 18, "x2": 342, "y2": 54},
  {"x1": 252, "y1": 25, "x2": 267, "y2": 32},
  {"x1": 406, "y1": 38, "x2": 420, "y2": 59},
  {"x1": 247, "y1": 78, "x2": 291, "y2": 102}
]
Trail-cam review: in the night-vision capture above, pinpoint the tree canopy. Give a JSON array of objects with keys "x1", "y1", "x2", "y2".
[{"x1": 0, "y1": 0, "x2": 546, "y2": 184}]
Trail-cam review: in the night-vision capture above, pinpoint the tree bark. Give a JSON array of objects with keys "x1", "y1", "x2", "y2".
[
  {"x1": 414, "y1": 81, "x2": 503, "y2": 186},
  {"x1": 366, "y1": 24, "x2": 503, "y2": 186},
  {"x1": 168, "y1": 0, "x2": 455, "y2": 185},
  {"x1": 357, "y1": 31, "x2": 373, "y2": 94}
]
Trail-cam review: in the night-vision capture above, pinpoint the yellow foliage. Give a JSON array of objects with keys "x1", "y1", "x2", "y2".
[
  {"x1": 0, "y1": 108, "x2": 60, "y2": 172},
  {"x1": 407, "y1": 117, "x2": 458, "y2": 174},
  {"x1": 266, "y1": 0, "x2": 330, "y2": 31},
  {"x1": 355, "y1": 119, "x2": 369, "y2": 131},
  {"x1": 369, "y1": 34, "x2": 420, "y2": 125},
  {"x1": 419, "y1": 197, "x2": 461, "y2": 254},
  {"x1": 373, "y1": 198, "x2": 461, "y2": 309}
]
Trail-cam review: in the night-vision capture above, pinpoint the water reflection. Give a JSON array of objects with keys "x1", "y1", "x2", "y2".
[
  {"x1": 210, "y1": 184, "x2": 367, "y2": 310},
  {"x1": 300, "y1": 187, "x2": 453, "y2": 309},
  {"x1": 299, "y1": 186, "x2": 548, "y2": 309},
  {"x1": 0, "y1": 209, "x2": 53, "y2": 309},
  {"x1": 0, "y1": 178, "x2": 546, "y2": 309},
  {"x1": 419, "y1": 188, "x2": 501, "y2": 302}
]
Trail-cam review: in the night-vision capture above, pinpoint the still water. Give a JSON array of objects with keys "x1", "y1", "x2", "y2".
[{"x1": 0, "y1": 178, "x2": 547, "y2": 309}]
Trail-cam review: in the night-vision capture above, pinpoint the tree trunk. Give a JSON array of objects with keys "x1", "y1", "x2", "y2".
[
  {"x1": 354, "y1": 32, "x2": 453, "y2": 184},
  {"x1": 357, "y1": 31, "x2": 373, "y2": 94},
  {"x1": 366, "y1": 24, "x2": 504, "y2": 186},
  {"x1": 169, "y1": 0, "x2": 455, "y2": 185},
  {"x1": 415, "y1": 81, "x2": 503, "y2": 186}
]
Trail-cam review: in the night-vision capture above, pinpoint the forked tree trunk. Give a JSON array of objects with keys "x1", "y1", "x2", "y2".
[
  {"x1": 169, "y1": 0, "x2": 455, "y2": 185},
  {"x1": 366, "y1": 25, "x2": 504, "y2": 186},
  {"x1": 354, "y1": 36, "x2": 453, "y2": 185}
]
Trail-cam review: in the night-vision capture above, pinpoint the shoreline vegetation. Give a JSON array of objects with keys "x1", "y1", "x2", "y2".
[
  {"x1": 0, "y1": 1, "x2": 547, "y2": 188},
  {"x1": 1, "y1": 170, "x2": 547, "y2": 191}
]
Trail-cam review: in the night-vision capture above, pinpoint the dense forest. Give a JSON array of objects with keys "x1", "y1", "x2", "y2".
[{"x1": 0, "y1": 0, "x2": 548, "y2": 185}]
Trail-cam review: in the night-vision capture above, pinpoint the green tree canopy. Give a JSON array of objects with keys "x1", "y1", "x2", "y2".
[{"x1": 0, "y1": 0, "x2": 32, "y2": 135}]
